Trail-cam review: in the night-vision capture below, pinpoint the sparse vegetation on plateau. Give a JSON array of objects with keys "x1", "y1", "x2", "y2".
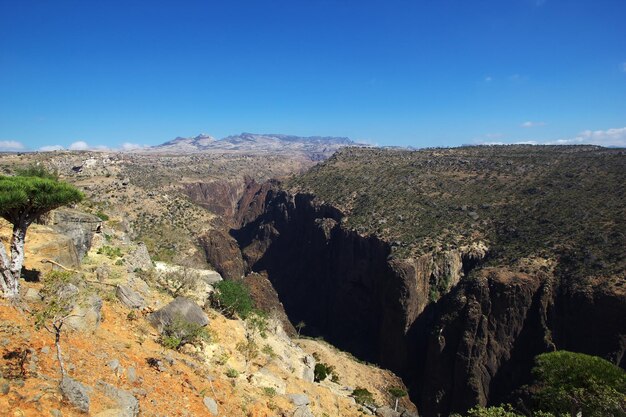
[{"x1": 288, "y1": 146, "x2": 626, "y2": 280}]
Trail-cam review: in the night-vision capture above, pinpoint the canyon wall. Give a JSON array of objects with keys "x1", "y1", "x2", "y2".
[{"x1": 230, "y1": 186, "x2": 626, "y2": 416}]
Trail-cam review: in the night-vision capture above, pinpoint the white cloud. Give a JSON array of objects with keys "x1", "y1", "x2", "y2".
[
  {"x1": 476, "y1": 126, "x2": 626, "y2": 148},
  {"x1": 69, "y1": 141, "x2": 89, "y2": 151},
  {"x1": 521, "y1": 121, "x2": 546, "y2": 128},
  {"x1": 621, "y1": 62, "x2": 626, "y2": 72},
  {"x1": 484, "y1": 76, "x2": 493, "y2": 82},
  {"x1": 39, "y1": 145, "x2": 64, "y2": 152},
  {"x1": 121, "y1": 142, "x2": 145, "y2": 151},
  {"x1": 0, "y1": 140, "x2": 25, "y2": 151},
  {"x1": 548, "y1": 127, "x2": 626, "y2": 147}
]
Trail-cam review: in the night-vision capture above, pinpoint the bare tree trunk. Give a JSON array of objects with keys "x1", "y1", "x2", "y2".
[
  {"x1": 54, "y1": 323, "x2": 66, "y2": 377},
  {"x1": 6, "y1": 220, "x2": 28, "y2": 298},
  {"x1": 0, "y1": 235, "x2": 17, "y2": 298}
]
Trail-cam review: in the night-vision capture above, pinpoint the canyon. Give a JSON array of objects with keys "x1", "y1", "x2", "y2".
[
  {"x1": 1, "y1": 142, "x2": 624, "y2": 416},
  {"x1": 220, "y1": 145, "x2": 625, "y2": 416}
]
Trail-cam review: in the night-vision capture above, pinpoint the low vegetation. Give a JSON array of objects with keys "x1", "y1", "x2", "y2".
[
  {"x1": 289, "y1": 146, "x2": 626, "y2": 280},
  {"x1": 211, "y1": 280, "x2": 254, "y2": 319}
]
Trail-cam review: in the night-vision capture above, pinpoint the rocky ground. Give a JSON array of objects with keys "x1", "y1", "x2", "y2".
[{"x1": 1, "y1": 213, "x2": 416, "y2": 417}]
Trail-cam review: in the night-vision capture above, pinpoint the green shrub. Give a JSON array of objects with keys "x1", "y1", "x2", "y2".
[
  {"x1": 352, "y1": 387, "x2": 374, "y2": 406},
  {"x1": 97, "y1": 245, "x2": 123, "y2": 259},
  {"x1": 529, "y1": 351, "x2": 626, "y2": 417},
  {"x1": 262, "y1": 387, "x2": 277, "y2": 397},
  {"x1": 225, "y1": 368, "x2": 239, "y2": 378},
  {"x1": 159, "y1": 314, "x2": 210, "y2": 350},
  {"x1": 211, "y1": 280, "x2": 254, "y2": 319},
  {"x1": 314, "y1": 362, "x2": 335, "y2": 382}
]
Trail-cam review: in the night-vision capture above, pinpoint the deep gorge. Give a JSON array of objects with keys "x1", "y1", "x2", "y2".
[{"x1": 191, "y1": 170, "x2": 626, "y2": 416}]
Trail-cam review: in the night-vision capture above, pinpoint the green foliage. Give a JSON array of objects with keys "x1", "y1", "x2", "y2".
[
  {"x1": 159, "y1": 314, "x2": 210, "y2": 350},
  {"x1": 225, "y1": 368, "x2": 239, "y2": 378},
  {"x1": 388, "y1": 387, "x2": 407, "y2": 399},
  {"x1": 352, "y1": 387, "x2": 374, "y2": 406},
  {"x1": 236, "y1": 338, "x2": 259, "y2": 363},
  {"x1": 529, "y1": 351, "x2": 626, "y2": 417},
  {"x1": 451, "y1": 405, "x2": 557, "y2": 417},
  {"x1": 33, "y1": 271, "x2": 81, "y2": 330},
  {"x1": 261, "y1": 344, "x2": 277, "y2": 359},
  {"x1": 211, "y1": 280, "x2": 254, "y2": 319},
  {"x1": 97, "y1": 245, "x2": 123, "y2": 259},
  {"x1": 95, "y1": 211, "x2": 109, "y2": 221},
  {"x1": 245, "y1": 311, "x2": 269, "y2": 338},
  {"x1": 262, "y1": 387, "x2": 276, "y2": 397},
  {"x1": 314, "y1": 362, "x2": 335, "y2": 382},
  {"x1": 15, "y1": 165, "x2": 58, "y2": 180},
  {"x1": 287, "y1": 146, "x2": 626, "y2": 280},
  {"x1": 0, "y1": 174, "x2": 83, "y2": 223}
]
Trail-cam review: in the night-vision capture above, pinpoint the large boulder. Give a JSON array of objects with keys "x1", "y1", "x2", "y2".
[
  {"x1": 42, "y1": 208, "x2": 102, "y2": 259},
  {"x1": 147, "y1": 297, "x2": 209, "y2": 333},
  {"x1": 96, "y1": 381, "x2": 139, "y2": 417},
  {"x1": 124, "y1": 243, "x2": 152, "y2": 273},
  {"x1": 116, "y1": 285, "x2": 145, "y2": 310},
  {"x1": 60, "y1": 376, "x2": 91, "y2": 413}
]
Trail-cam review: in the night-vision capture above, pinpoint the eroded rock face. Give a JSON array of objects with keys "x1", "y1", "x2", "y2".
[
  {"x1": 41, "y1": 208, "x2": 102, "y2": 259},
  {"x1": 198, "y1": 228, "x2": 245, "y2": 281},
  {"x1": 181, "y1": 180, "x2": 243, "y2": 221},
  {"x1": 234, "y1": 191, "x2": 484, "y2": 372},
  {"x1": 234, "y1": 187, "x2": 626, "y2": 417}
]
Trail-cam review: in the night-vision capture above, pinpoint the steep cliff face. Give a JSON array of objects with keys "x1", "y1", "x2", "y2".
[
  {"x1": 233, "y1": 191, "x2": 488, "y2": 372},
  {"x1": 233, "y1": 187, "x2": 626, "y2": 417}
]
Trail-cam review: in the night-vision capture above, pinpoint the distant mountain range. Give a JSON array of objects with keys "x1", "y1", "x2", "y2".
[{"x1": 145, "y1": 132, "x2": 365, "y2": 160}]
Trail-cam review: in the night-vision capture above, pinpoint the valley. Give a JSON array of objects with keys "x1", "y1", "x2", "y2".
[{"x1": 1, "y1": 140, "x2": 625, "y2": 416}]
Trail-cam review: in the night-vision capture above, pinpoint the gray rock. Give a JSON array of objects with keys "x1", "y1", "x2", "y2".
[
  {"x1": 1, "y1": 378, "x2": 10, "y2": 395},
  {"x1": 49, "y1": 409, "x2": 62, "y2": 417},
  {"x1": 24, "y1": 287, "x2": 42, "y2": 302},
  {"x1": 376, "y1": 406, "x2": 402, "y2": 417},
  {"x1": 125, "y1": 243, "x2": 152, "y2": 273},
  {"x1": 60, "y1": 376, "x2": 91, "y2": 413},
  {"x1": 147, "y1": 297, "x2": 209, "y2": 333},
  {"x1": 95, "y1": 265, "x2": 110, "y2": 282},
  {"x1": 128, "y1": 275, "x2": 151, "y2": 297},
  {"x1": 301, "y1": 354, "x2": 315, "y2": 382},
  {"x1": 41, "y1": 346, "x2": 51, "y2": 354},
  {"x1": 116, "y1": 285, "x2": 145, "y2": 309},
  {"x1": 292, "y1": 405, "x2": 315, "y2": 417},
  {"x1": 287, "y1": 393, "x2": 310, "y2": 407},
  {"x1": 202, "y1": 396, "x2": 218, "y2": 415},
  {"x1": 44, "y1": 208, "x2": 102, "y2": 259},
  {"x1": 126, "y1": 367, "x2": 137, "y2": 383},
  {"x1": 66, "y1": 294, "x2": 102, "y2": 332},
  {"x1": 250, "y1": 368, "x2": 286, "y2": 395},
  {"x1": 97, "y1": 381, "x2": 139, "y2": 417},
  {"x1": 400, "y1": 411, "x2": 419, "y2": 417}
]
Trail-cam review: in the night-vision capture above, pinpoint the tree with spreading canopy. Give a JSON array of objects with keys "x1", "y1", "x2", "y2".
[{"x1": 0, "y1": 169, "x2": 83, "y2": 298}]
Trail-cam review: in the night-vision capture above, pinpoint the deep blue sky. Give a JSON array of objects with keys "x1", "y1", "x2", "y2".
[{"x1": 1, "y1": 0, "x2": 625, "y2": 150}]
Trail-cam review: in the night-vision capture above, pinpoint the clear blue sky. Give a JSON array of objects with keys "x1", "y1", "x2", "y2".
[{"x1": 1, "y1": 0, "x2": 625, "y2": 150}]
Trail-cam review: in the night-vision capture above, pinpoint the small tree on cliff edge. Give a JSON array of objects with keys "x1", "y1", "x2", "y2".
[{"x1": 0, "y1": 170, "x2": 83, "y2": 298}]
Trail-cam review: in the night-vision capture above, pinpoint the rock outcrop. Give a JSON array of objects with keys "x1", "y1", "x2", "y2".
[
  {"x1": 233, "y1": 186, "x2": 626, "y2": 416},
  {"x1": 41, "y1": 208, "x2": 102, "y2": 259},
  {"x1": 148, "y1": 296, "x2": 209, "y2": 333},
  {"x1": 198, "y1": 228, "x2": 245, "y2": 280}
]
